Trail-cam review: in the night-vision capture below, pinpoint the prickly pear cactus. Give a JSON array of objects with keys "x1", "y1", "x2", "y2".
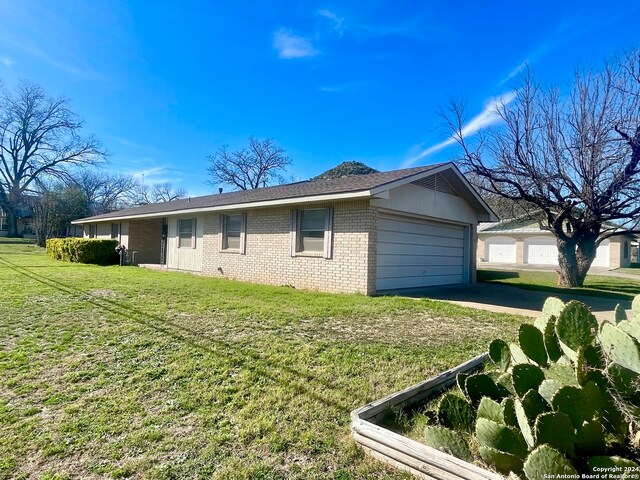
[{"x1": 422, "y1": 294, "x2": 640, "y2": 479}]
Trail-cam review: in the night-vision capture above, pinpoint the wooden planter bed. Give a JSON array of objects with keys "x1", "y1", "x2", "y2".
[{"x1": 351, "y1": 353, "x2": 503, "y2": 480}]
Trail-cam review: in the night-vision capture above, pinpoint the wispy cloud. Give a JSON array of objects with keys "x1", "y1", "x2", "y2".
[
  {"x1": 273, "y1": 29, "x2": 319, "y2": 59},
  {"x1": 498, "y1": 11, "x2": 635, "y2": 86},
  {"x1": 107, "y1": 136, "x2": 158, "y2": 151},
  {"x1": 1, "y1": 56, "x2": 13, "y2": 67},
  {"x1": 317, "y1": 9, "x2": 345, "y2": 34},
  {"x1": 318, "y1": 81, "x2": 372, "y2": 94},
  {"x1": 402, "y1": 91, "x2": 517, "y2": 167}
]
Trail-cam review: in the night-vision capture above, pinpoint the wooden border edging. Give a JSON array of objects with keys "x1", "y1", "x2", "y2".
[{"x1": 351, "y1": 353, "x2": 504, "y2": 480}]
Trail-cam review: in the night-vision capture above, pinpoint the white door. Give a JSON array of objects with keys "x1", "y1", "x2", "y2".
[
  {"x1": 485, "y1": 237, "x2": 516, "y2": 263},
  {"x1": 376, "y1": 214, "x2": 467, "y2": 291},
  {"x1": 525, "y1": 237, "x2": 558, "y2": 265},
  {"x1": 591, "y1": 240, "x2": 610, "y2": 268}
]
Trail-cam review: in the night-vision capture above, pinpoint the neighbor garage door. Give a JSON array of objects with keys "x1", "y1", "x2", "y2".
[
  {"x1": 376, "y1": 214, "x2": 467, "y2": 291},
  {"x1": 591, "y1": 240, "x2": 610, "y2": 267},
  {"x1": 485, "y1": 236, "x2": 517, "y2": 263},
  {"x1": 525, "y1": 236, "x2": 611, "y2": 267},
  {"x1": 525, "y1": 237, "x2": 558, "y2": 265}
]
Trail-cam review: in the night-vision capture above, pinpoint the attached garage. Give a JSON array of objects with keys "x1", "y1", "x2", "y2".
[
  {"x1": 376, "y1": 214, "x2": 469, "y2": 291},
  {"x1": 484, "y1": 236, "x2": 516, "y2": 263}
]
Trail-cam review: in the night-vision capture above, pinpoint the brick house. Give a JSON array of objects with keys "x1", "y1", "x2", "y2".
[
  {"x1": 478, "y1": 216, "x2": 636, "y2": 269},
  {"x1": 72, "y1": 163, "x2": 497, "y2": 294}
]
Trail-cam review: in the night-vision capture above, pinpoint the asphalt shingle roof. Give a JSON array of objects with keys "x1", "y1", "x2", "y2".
[{"x1": 75, "y1": 163, "x2": 447, "y2": 223}]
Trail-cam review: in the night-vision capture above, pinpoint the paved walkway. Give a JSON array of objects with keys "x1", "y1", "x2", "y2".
[{"x1": 392, "y1": 283, "x2": 632, "y2": 321}]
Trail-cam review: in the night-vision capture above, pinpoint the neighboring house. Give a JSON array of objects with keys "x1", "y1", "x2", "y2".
[
  {"x1": 0, "y1": 207, "x2": 35, "y2": 237},
  {"x1": 478, "y1": 216, "x2": 635, "y2": 269},
  {"x1": 72, "y1": 163, "x2": 497, "y2": 294}
]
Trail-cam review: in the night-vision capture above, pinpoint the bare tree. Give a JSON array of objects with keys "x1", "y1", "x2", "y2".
[
  {"x1": 0, "y1": 82, "x2": 105, "y2": 236},
  {"x1": 128, "y1": 181, "x2": 187, "y2": 205},
  {"x1": 29, "y1": 182, "x2": 89, "y2": 247},
  {"x1": 207, "y1": 136, "x2": 292, "y2": 190},
  {"x1": 74, "y1": 170, "x2": 136, "y2": 215},
  {"x1": 445, "y1": 52, "x2": 640, "y2": 286},
  {"x1": 151, "y1": 181, "x2": 187, "y2": 202}
]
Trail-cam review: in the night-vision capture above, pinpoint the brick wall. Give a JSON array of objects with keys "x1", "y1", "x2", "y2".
[
  {"x1": 201, "y1": 200, "x2": 375, "y2": 294},
  {"x1": 128, "y1": 218, "x2": 163, "y2": 264}
]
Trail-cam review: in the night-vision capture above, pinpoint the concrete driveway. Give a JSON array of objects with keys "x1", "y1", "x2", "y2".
[{"x1": 393, "y1": 283, "x2": 632, "y2": 321}]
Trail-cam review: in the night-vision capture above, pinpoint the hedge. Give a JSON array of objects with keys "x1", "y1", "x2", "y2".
[{"x1": 46, "y1": 238, "x2": 120, "y2": 265}]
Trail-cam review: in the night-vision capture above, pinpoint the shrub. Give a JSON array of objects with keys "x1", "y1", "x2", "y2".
[
  {"x1": 46, "y1": 238, "x2": 119, "y2": 265},
  {"x1": 423, "y1": 296, "x2": 640, "y2": 479}
]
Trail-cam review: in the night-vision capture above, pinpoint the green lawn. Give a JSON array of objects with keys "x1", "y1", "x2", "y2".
[
  {"x1": 615, "y1": 264, "x2": 640, "y2": 276},
  {"x1": 0, "y1": 240, "x2": 524, "y2": 480},
  {"x1": 478, "y1": 269, "x2": 640, "y2": 300}
]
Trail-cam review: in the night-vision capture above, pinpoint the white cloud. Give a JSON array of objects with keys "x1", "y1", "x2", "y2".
[
  {"x1": 403, "y1": 91, "x2": 517, "y2": 167},
  {"x1": 1, "y1": 56, "x2": 13, "y2": 67},
  {"x1": 498, "y1": 60, "x2": 529, "y2": 86},
  {"x1": 317, "y1": 9, "x2": 345, "y2": 34},
  {"x1": 273, "y1": 29, "x2": 319, "y2": 59}
]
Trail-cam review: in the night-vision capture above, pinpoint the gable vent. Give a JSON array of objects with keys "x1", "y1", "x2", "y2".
[{"x1": 410, "y1": 173, "x2": 459, "y2": 196}]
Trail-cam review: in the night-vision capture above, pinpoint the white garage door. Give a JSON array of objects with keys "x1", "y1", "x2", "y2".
[
  {"x1": 592, "y1": 240, "x2": 610, "y2": 268},
  {"x1": 376, "y1": 215, "x2": 467, "y2": 291},
  {"x1": 525, "y1": 236, "x2": 611, "y2": 268},
  {"x1": 485, "y1": 237, "x2": 517, "y2": 263},
  {"x1": 525, "y1": 237, "x2": 558, "y2": 265}
]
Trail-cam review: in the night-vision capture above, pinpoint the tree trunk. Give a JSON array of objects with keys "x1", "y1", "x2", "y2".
[
  {"x1": 557, "y1": 239, "x2": 582, "y2": 286},
  {"x1": 5, "y1": 207, "x2": 19, "y2": 237},
  {"x1": 557, "y1": 235, "x2": 598, "y2": 287}
]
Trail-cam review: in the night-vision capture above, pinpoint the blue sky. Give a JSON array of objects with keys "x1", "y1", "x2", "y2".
[{"x1": 0, "y1": 1, "x2": 638, "y2": 196}]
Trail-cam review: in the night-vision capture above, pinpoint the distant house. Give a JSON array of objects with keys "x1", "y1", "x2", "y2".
[
  {"x1": 478, "y1": 216, "x2": 635, "y2": 269},
  {"x1": 72, "y1": 163, "x2": 497, "y2": 294},
  {"x1": 0, "y1": 206, "x2": 35, "y2": 237}
]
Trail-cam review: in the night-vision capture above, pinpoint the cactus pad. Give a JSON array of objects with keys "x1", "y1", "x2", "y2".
[
  {"x1": 599, "y1": 322, "x2": 640, "y2": 374},
  {"x1": 477, "y1": 397, "x2": 503, "y2": 424},
  {"x1": 551, "y1": 383, "x2": 600, "y2": 428},
  {"x1": 424, "y1": 426, "x2": 472, "y2": 462},
  {"x1": 519, "y1": 324, "x2": 549, "y2": 367},
  {"x1": 614, "y1": 304, "x2": 628, "y2": 323},
  {"x1": 436, "y1": 393, "x2": 475, "y2": 432},
  {"x1": 479, "y1": 446, "x2": 524, "y2": 475},
  {"x1": 475, "y1": 418, "x2": 528, "y2": 459},
  {"x1": 512, "y1": 364, "x2": 546, "y2": 397},
  {"x1": 464, "y1": 373, "x2": 509, "y2": 405},
  {"x1": 489, "y1": 338, "x2": 511, "y2": 371},
  {"x1": 523, "y1": 445, "x2": 577, "y2": 480},
  {"x1": 542, "y1": 297, "x2": 564, "y2": 318},
  {"x1": 555, "y1": 301, "x2": 598, "y2": 360},
  {"x1": 534, "y1": 412, "x2": 575, "y2": 456},
  {"x1": 575, "y1": 418, "x2": 605, "y2": 457}
]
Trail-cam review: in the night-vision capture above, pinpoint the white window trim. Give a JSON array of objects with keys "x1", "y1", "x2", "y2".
[
  {"x1": 290, "y1": 207, "x2": 333, "y2": 259},
  {"x1": 219, "y1": 213, "x2": 247, "y2": 254},
  {"x1": 177, "y1": 218, "x2": 197, "y2": 249}
]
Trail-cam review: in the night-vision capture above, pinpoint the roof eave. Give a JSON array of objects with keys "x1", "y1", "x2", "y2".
[{"x1": 72, "y1": 189, "x2": 373, "y2": 224}]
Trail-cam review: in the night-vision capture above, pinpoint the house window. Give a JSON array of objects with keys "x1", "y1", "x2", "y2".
[
  {"x1": 111, "y1": 223, "x2": 120, "y2": 240},
  {"x1": 624, "y1": 241, "x2": 629, "y2": 260},
  {"x1": 178, "y1": 219, "x2": 196, "y2": 248},
  {"x1": 220, "y1": 213, "x2": 246, "y2": 253},
  {"x1": 0, "y1": 217, "x2": 6, "y2": 231},
  {"x1": 291, "y1": 207, "x2": 333, "y2": 258},
  {"x1": 89, "y1": 225, "x2": 97, "y2": 238}
]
